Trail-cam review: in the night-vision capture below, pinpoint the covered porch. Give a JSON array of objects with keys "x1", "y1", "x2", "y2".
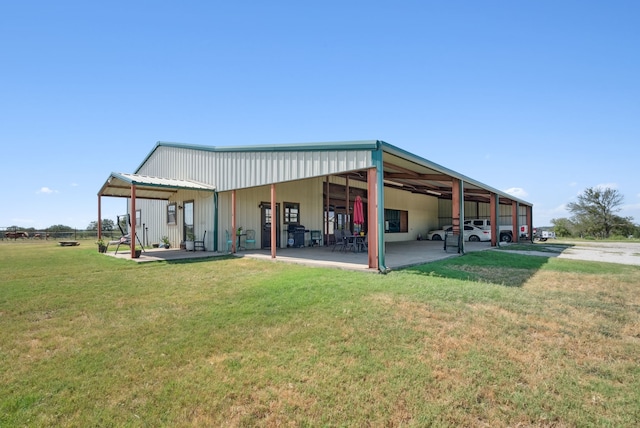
[{"x1": 105, "y1": 239, "x2": 494, "y2": 271}]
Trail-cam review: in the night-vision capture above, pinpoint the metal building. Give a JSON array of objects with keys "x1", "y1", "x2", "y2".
[{"x1": 98, "y1": 140, "x2": 533, "y2": 272}]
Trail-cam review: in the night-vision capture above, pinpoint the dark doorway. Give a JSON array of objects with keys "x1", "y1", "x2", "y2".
[{"x1": 260, "y1": 202, "x2": 280, "y2": 249}]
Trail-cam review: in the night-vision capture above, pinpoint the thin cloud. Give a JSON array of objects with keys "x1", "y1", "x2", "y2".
[
  {"x1": 503, "y1": 187, "x2": 528, "y2": 198},
  {"x1": 37, "y1": 187, "x2": 57, "y2": 194},
  {"x1": 569, "y1": 181, "x2": 578, "y2": 187}
]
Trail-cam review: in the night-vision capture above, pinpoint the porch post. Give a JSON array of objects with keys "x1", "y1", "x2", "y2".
[
  {"x1": 451, "y1": 178, "x2": 464, "y2": 253},
  {"x1": 98, "y1": 196, "x2": 102, "y2": 240},
  {"x1": 372, "y1": 145, "x2": 387, "y2": 272},
  {"x1": 231, "y1": 190, "x2": 237, "y2": 253},
  {"x1": 490, "y1": 193, "x2": 498, "y2": 247},
  {"x1": 526, "y1": 205, "x2": 533, "y2": 243},
  {"x1": 271, "y1": 184, "x2": 276, "y2": 259},
  {"x1": 325, "y1": 176, "x2": 330, "y2": 246},
  {"x1": 367, "y1": 167, "x2": 378, "y2": 269},
  {"x1": 130, "y1": 184, "x2": 137, "y2": 258},
  {"x1": 511, "y1": 201, "x2": 519, "y2": 243}
]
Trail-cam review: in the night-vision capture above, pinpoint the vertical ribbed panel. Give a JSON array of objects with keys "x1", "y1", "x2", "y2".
[{"x1": 137, "y1": 146, "x2": 373, "y2": 191}]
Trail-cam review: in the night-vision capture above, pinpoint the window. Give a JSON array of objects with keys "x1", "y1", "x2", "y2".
[
  {"x1": 284, "y1": 202, "x2": 300, "y2": 224},
  {"x1": 384, "y1": 209, "x2": 408, "y2": 233},
  {"x1": 167, "y1": 203, "x2": 177, "y2": 225}
]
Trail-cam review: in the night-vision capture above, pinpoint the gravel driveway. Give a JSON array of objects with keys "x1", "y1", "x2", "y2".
[{"x1": 503, "y1": 241, "x2": 640, "y2": 266}]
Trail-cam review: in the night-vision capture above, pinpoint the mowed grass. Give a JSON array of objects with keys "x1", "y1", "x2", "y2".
[{"x1": 1, "y1": 240, "x2": 639, "y2": 427}]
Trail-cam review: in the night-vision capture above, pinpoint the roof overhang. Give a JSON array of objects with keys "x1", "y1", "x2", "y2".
[{"x1": 98, "y1": 172, "x2": 216, "y2": 200}]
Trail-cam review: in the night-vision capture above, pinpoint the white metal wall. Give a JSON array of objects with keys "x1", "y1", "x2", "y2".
[
  {"x1": 384, "y1": 187, "x2": 439, "y2": 242},
  {"x1": 138, "y1": 146, "x2": 374, "y2": 191},
  {"x1": 217, "y1": 177, "x2": 326, "y2": 249}
]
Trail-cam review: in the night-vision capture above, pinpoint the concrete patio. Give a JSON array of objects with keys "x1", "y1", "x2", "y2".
[{"x1": 105, "y1": 239, "x2": 494, "y2": 271}]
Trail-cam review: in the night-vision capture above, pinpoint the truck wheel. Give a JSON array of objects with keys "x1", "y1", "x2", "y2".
[{"x1": 500, "y1": 233, "x2": 512, "y2": 243}]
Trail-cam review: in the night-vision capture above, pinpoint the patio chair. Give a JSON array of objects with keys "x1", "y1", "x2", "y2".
[
  {"x1": 225, "y1": 230, "x2": 234, "y2": 253},
  {"x1": 343, "y1": 229, "x2": 357, "y2": 253},
  {"x1": 194, "y1": 231, "x2": 206, "y2": 251},
  {"x1": 244, "y1": 229, "x2": 256, "y2": 249},
  {"x1": 106, "y1": 214, "x2": 145, "y2": 255},
  {"x1": 331, "y1": 229, "x2": 344, "y2": 252},
  {"x1": 310, "y1": 230, "x2": 322, "y2": 246}
]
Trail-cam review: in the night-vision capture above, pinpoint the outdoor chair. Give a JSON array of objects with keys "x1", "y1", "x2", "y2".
[
  {"x1": 194, "y1": 231, "x2": 206, "y2": 251},
  {"x1": 310, "y1": 230, "x2": 322, "y2": 246},
  {"x1": 343, "y1": 230, "x2": 357, "y2": 253},
  {"x1": 105, "y1": 214, "x2": 145, "y2": 255},
  {"x1": 331, "y1": 229, "x2": 344, "y2": 252},
  {"x1": 107, "y1": 234, "x2": 131, "y2": 255},
  {"x1": 245, "y1": 229, "x2": 256, "y2": 249},
  {"x1": 225, "y1": 230, "x2": 234, "y2": 253}
]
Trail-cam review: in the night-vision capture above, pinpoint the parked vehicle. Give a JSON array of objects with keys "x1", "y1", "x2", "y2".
[
  {"x1": 463, "y1": 219, "x2": 514, "y2": 242},
  {"x1": 427, "y1": 225, "x2": 492, "y2": 242},
  {"x1": 533, "y1": 228, "x2": 556, "y2": 241}
]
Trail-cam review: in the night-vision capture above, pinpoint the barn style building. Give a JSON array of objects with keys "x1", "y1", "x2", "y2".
[{"x1": 98, "y1": 140, "x2": 533, "y2": 272}]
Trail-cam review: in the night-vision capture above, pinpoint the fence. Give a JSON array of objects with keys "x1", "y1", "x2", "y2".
[{"x1": 0, "y1": 227, "x2": 120, "y2": 241}]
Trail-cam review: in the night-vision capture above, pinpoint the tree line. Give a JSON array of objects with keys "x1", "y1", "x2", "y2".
[{"x1": 551, "y1": 187, "x2": 639, "y2": 239}]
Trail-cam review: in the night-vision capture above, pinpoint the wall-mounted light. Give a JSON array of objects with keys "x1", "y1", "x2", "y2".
[
  {"x1": 178, "y1": 205, "x2": 183, "y2": 210},
  {"x1": 427, "y1": 190, "x2": 442, "y2": 196},
  {"x1": 383, "y1": 179, "x2": 404, "y2": 187}
]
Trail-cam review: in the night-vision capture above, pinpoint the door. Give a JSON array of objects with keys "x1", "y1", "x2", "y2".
[
  {"x1": 183, "y1": 200, "x2": 194, "y2": 241},
  {"x1": 260, "y1": 202, "x2": 280, "y2": 249}
]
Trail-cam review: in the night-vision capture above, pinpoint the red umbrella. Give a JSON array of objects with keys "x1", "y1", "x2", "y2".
[{"x1": 353, "y1": 195, "x2": 364, "y2": 227}]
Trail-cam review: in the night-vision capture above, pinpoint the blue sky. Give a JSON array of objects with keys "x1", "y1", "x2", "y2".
[{"x1": 2, "y1": 1, "x2": 639, "y2": 230}]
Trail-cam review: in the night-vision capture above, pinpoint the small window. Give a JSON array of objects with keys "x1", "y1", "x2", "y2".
[
  {"x1": 284, "y1": 202, "x2": 300, "y2": 224},
  {"x1": 167, "y1": 203, "x2": 177, "y2": 225},
  {"x1": 384, "y1": 209, "x2": 408, "y2": 233}
]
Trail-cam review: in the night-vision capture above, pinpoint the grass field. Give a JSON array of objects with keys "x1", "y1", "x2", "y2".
[{"x1": 1, "y1": 240, "x2": 639, "y2": 427}]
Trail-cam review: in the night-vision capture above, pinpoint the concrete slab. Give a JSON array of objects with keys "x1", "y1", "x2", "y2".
[{"x1": 104, "y1": 240, "x2": 495, "y2": 271}]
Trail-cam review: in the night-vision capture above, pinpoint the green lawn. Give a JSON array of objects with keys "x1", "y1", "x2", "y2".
[{"x1": 1, "y1": 240, "x2": 639, "y2": 427}]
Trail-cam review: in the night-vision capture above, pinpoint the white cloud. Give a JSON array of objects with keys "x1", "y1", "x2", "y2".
[
  {"x1": 569, "y1": 181, "x2": 578, "y2": 187},
  {"x1": 71, "y1": 182, "x2": 79, "y2": 187},
  {"x1": 37, "y1": 187, "x2": 56, "y2": 194},
  {"x1": 503, "y1": 187, "x2": 528, "y2": 198}
]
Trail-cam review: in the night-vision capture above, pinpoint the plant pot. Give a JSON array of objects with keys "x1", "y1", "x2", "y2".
[
  {"x1": 133, "y1": 249, "x2": 142, "y2": 258},
  {"x1": 152, "y1": 243, "x2": 160, "y2": 248},
  {"x1": 164, "y1": 244, "x2": 170, "y2": 249},
  {"x1": 185, "y1": 241, "x2": 195, "y2": 251},
  {"x1": 98, "y1": 245, "x2": 107, "y2": 253}
]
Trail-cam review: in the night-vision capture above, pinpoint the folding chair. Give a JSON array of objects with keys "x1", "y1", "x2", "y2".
[
  {"x1": 194, "y1": 231, "x2": 206, "y2": 251},
  {"x1": 331, "y1": 229, "x2": 344, "y2": 252},
  {"x1": 105, "y1": 214, "x2": 145, "y2": 255}
]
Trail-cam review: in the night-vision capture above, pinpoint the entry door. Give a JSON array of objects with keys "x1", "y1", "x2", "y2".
[
  {"x1": 260, "y1": 202, "x2": 280, "y2": 249},
  {"x1": 183, "y1": 201, "x2": 194, "y2": 241}
]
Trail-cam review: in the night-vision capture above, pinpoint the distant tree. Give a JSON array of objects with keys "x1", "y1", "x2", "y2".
[
  {"x1": 610, "y1": 215, "x2": 637, "y2": 238},
  {"x1": 566, "y1": 187, "x2": 625, "y2": 239},
  {"x1": 102, "y1": 219, "x2": 115, "y2": 232},
  {"x1": 48, "y1": 224, "x2": 74, "y2": 232},
  {"x1": 87, "y1": 219, "x2": 115, "y2": 232},
  {"x1": 551, "y1": 217, "x2": 574, "y2": 237}
]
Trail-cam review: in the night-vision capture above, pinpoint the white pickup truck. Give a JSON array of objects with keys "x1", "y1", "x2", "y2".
[{"x1": 464, "y1": 219, "x2": 516, "y2": 242}]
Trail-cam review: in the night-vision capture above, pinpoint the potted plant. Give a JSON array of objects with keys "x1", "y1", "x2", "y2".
[
  {"x1": 133, "y1": 247, "x2": 142, "y2": 258},
  {"x1": 185, "y1": 232, "x2": 195, "y2": 251},
  {"x1": 161, "y1": 236, "x2": 171, "y2": 249},
  {"x1": 96, "y1": 237, "x2": 107, "y2": 253}
]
